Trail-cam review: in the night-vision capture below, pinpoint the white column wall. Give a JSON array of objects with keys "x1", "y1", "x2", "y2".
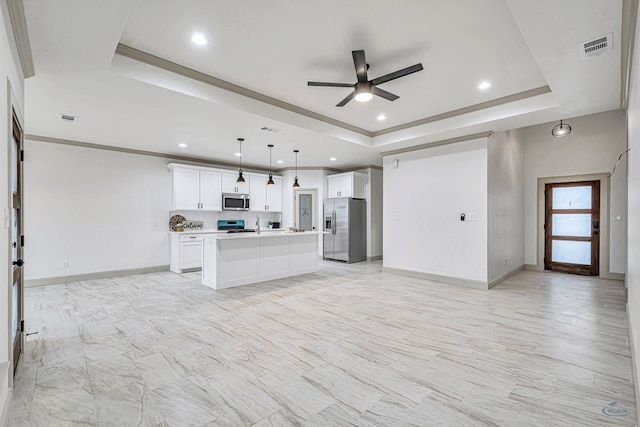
[
  {"x1": 383, "y1": 138, "x2": 488, "y2": 282},
  {"x1": 487, "y1": 129, "x2": 525, "y2": 284},
  {"x1": 625, "y1": 1, "x2": 640, "y2": 419},
  {"x1": 523, "y1": 109, "x2": 628, "y2": 273}
]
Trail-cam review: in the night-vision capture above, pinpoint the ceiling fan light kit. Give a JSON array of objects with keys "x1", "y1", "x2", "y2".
[
  {"x1": 551, "y1": 120, "x2": 572, "y2": 138},
  {"x1": 308, "y1": 49, "x2": 423, "y2": 107}
]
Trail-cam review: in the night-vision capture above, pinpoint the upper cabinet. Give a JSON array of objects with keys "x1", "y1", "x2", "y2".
[
  {"x1": 249, "y1": 175, "x2": 283, "y2": 212},
  {"x1": 221, "y1": 172, "x2": 250, "y2": 194},
  {"x1": 327, "y1": 172, "x2": 366, "y2": 198},
  {"x1": 169, "y1": 163, "x2": 282, "y2": 212},
  {"x1": 170, "y1": 165, "x2": 221, "y2": 210}
]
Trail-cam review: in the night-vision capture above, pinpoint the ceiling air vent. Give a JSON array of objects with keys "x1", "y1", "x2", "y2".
[
  {"x1": 260, "y1": 126, "x2": 280, "y2": 133},
  {"x1": 579, "y1": 33, "x2": 613, "y2": 60},
  {"x1": 60, "y1": 114, "x2": 78, "y2": 123}
]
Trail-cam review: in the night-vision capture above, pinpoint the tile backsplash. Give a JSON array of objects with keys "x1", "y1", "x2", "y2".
[{"x1": 169, "y1": 211, "x2": 281, "y2": 230}]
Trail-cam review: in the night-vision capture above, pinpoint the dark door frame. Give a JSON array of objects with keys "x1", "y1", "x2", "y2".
[
  {"x1": 536, "y1": 173, "x2": 613, "y2": 278},
  {"x1": 10, "y1": 107, "x2": 24, "y2": 376},
  {"x1": 544, "y1": 180, "x2": 600, "y2": 276}
]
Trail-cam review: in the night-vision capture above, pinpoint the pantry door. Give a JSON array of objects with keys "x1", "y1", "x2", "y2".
[{"x1": 544, "y1": 181, "x2": 600, "y2": 276}]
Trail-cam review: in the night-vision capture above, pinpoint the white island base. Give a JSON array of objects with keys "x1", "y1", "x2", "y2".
[{"x1": 202, "y1": 232, "x2": 322, "y2": 290}]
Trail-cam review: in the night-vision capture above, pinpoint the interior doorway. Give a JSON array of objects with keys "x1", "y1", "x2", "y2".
[
  {"x1": 294, "y1": 189, "x2": 317, "y2": 231},
  {"x1": 11, "y1": 108, "x2": 24, "y2": 375},
  {"x1": 544, "y1": 180, "x2": 600, "y2": 276}
]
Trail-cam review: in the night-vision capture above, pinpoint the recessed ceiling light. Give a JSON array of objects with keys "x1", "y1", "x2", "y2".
[
  {"x1": 191, "y1": 33, "x2": 207, "y2": 46},
  {"x1": 330, "y1": 157, "x2": 337, "y2": 161},
  {"x1": 478, "y1": 81, "x2": 491, "y2": 90},
  {"x1": 377, "y1": 114, "x2": 386, "y2": 121},
  {"x1": 178, "y1": 143, "x2": 187, "y2": 148},
  {"x1": 277, "y1": 160, "x2": 284, "y2": 164}
]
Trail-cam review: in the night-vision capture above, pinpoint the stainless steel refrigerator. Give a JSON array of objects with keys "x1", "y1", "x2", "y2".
[{"x1": 323, "y1": 198, "x2": 366, "y2": 263}]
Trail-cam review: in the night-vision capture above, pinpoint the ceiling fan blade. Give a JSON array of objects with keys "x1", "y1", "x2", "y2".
[
  {"x1": 336, "y1": 90, "x2": 356, "y2": 107},
  {"x1": 370, "y1": 63, "x2": 424, "y2": 86},
  {"x1": 352, "y1": 50, "x2": 368, "y2": 83},
  {"x1": 308, "y1": 81, "x2": 354, "y2": 87},
  {"x1": 371, "y1": 86, "x2": 399, "y2": 102}
]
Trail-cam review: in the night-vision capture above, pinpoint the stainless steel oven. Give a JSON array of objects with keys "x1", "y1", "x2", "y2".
[{"x1": 222, "y1": 193, "x2": 250, "y2": 211}]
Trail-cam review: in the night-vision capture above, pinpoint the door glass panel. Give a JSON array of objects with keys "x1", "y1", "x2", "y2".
[
  {"x1": 11, "y1": 138, "x2": 18, "y2": 193},
  {"x1": 552, "y1": 214, "x2": 592, "y2": 237},
  {"x1": 552, "y1": 240, "x2": 591, "y2": 264},
  {"x1": 12, "y1": 208, "x2": 18, "y2": 261},
  {"x1": 12, "y1": 282, "x2": 18, "y2": 343},
  {"x1": 552, "y1": 186, "x2": 591, "y2": 209},
  {"x1": 299, "y1": 194, "x2": 312, "y2": 230}
]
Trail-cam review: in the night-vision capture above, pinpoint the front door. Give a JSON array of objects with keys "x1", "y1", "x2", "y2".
[
  {"x1": 544, "y1": 181, "x2": 600, "y2": 276},
  {"x1": 11, "y1": 110, "x2": 24, "y2": 375}
]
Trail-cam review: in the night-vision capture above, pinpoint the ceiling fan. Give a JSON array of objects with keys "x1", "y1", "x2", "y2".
[{"x1": 308, "y1": 50, "x2": 423, "y2": 107}]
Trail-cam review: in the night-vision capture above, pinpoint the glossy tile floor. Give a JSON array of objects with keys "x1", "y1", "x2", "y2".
[{"x1": 9, "y1": 262, "x2": 637, "y2": 426}]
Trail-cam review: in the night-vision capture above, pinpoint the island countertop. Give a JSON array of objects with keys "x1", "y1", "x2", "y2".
[{"x1": 212, "y1": 230, "x2": 326, "y2": 239}]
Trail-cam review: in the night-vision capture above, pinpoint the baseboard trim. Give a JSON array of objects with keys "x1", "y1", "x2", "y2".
[
  {"x1": 488, "y1": 265, "x2": 525, "y2": 289},
  {"x1": 525, "y1": 264, "x2": 542, "y2": 271},
  {"x1": 382, "y1": 267, "x2": 487, "y2": 290},
  {"x1": 367, "y1": 255, "x2": 383, "y2": 261},
  {"x1": 626, "y1": 302, "x2": 640, "y2": 424},
  {"x1": 0, "y1": 362, "x2": 10, "y2": 427},
  {"x1": 25, "y1": 265, "x2": 170, "y2": 287}
]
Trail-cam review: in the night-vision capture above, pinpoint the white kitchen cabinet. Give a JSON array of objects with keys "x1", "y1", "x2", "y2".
[
  {"x1": 170, "y1": 165, "x2": 221, "y2": 210},
  {"x1": 327, "y1": 172, "x2": 366, "y2": 198},
  {"x1": 169, "y1": 233, "x2": 205, "y2": 273},
  {"x1": 222, "y1": 172, "x2": 250, "y2": 194},
  {"x1": 249, "y1": 175, "x2": 283, "y2": 211}
]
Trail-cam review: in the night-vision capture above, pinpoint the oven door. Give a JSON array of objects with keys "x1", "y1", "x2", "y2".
[{"x1": 222, "y1": 193, "x2": 250, "y2": 211}]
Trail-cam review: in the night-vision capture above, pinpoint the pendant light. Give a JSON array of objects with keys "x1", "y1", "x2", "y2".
[
  {"x1": 236, "y1": 138, "x2": 245, "y2": 183},
  {"x1": 551, "y1": 120, "x2": 572, "y2": 138},
  {"x1": 292, "y1": 149, "x2": 300, "y2": 188},
  {"x1": 267, "y1": 144, "x2": 275, "y2": 186}
]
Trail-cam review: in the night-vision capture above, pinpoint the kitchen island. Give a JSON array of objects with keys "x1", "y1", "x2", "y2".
[{"x1": 202, "y1": 231, "x2": 323, "y2": 290}]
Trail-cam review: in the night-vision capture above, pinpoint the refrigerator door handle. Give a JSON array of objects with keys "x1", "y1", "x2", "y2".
[{"x1": 332, "y1": 211, "x2": 336, "y2": 235}]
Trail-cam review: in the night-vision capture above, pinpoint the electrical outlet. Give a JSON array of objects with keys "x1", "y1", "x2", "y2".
[
  {"x1": 468, "y1": 214, "x2": 477, "y2": 221},
  {"x1": 62, "y1": 261, "x2": 69, "y2": 269},
  {"x1": 504, "y1": 258, "x2": 508, "y2": 266},
  {"x1": 437, "y1": 260, "x2": 443, "y2": 268}
]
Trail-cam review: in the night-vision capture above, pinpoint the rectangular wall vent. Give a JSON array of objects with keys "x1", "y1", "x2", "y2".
[
  {"x1": 260, "y1": 126, "x2": 280, "y2": 133},
  {"x1": 60, "y1": 114, "x2": 78, "y2": 123},
  {"x1": 579, "y1": 33, "x2": 613, "y2": 60}
]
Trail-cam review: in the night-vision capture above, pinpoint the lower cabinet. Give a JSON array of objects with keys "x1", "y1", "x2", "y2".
[{"x1": 170, "y1": 233, "x2": 206, "y2": 273}]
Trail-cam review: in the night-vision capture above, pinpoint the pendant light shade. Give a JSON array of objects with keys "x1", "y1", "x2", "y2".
[
  {"x1": 551, "y1": 120, "x2": 572, "y2": 138},
  {"x1": 267, "y1": 144, "x2": 275, "y2": 186},
  {"x1": 292, "y1": 149, "x2": 300, "y2": 188},
  {"x1": 236, "y1": 138, "x2": 245, "y2": 183}
]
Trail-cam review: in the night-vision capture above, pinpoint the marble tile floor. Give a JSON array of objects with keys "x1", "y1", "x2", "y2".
[{"x1": 9, "y1": 261, "x2": 637, "y2": 426}]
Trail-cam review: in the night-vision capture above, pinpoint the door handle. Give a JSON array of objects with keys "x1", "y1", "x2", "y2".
[
  {"x1": 593, "y1": 220, "x2": 599, "y2": 229},
  {"x1": 13, "y1": 259, "x2": 24, "y2": 267}
]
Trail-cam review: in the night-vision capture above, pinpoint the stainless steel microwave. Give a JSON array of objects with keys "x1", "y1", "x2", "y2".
[{"x1": 222, "y1": 193, "x2": 250, "y2": 211}]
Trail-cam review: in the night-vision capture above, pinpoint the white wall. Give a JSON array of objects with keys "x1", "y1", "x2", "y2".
[
  {"x1": 24, "y1": 140, "x2": 172, "y2": 280},
  {"x1": 488, "y1": 129, "x2": 525, "y2": 283},
  {"x1": 1, "y1": 1, "x2": 25, "y2": 422},
  {"x1": 383, "y1": 138, "x2": 488, "y2": 282},
  {"x1": 367, "y1": 167, "x2": 383, "y2": 259},
  {"x1": 522, "y1": 109, "x2": 628, "y2": 274},
  {"x1": 626, "y1": 1, "x2": 640, "y2": 418}
]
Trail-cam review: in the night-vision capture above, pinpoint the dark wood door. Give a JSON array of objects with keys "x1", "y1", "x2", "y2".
[
  {"x1": 11, "y1": 110, "x2": 24, "y2": 375},
  {"x1": 544, "y1": 181, "x2": 600, "y2": 276}
]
